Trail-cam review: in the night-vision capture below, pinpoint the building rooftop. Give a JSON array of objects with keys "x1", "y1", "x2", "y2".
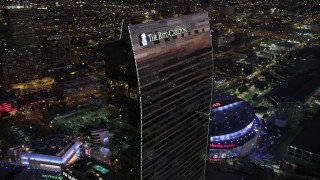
[
  {"x1": 290, "y1": 110, "x2": 320, "y2": 155},
  {"x1": 0, "y1": 163, "x2": 25, "y2": 180},
  {"x1": 295, "y1": 45, "x2": 320, "y2": 59},
  {"x1": 53, "y1": 75, "x2": 99, "y2": 90},
  {"x1": 62, "y1": 156, "x2": 112, "y2": 180},
  {"x1": 22, "y1": 135, "x2": 74, "y2": 157},
  {"x1": 0, "y1": 162, "x2": 62, "y2": 180},
  {"x1": 276, "y1": 41, "x2": 297, "y2": 48},
  {"x1": 0, "y1": 88, "x2": 16, "y2": 103},
  {"x1": 265, "y1": 73, "x2": 320, "y2": 106},
  {"x1": 51, "y1": 67, "x2": 77, "y2": 76},
  {"x1": 21, "y1": 91, "x2": 56, "y2": 104}
]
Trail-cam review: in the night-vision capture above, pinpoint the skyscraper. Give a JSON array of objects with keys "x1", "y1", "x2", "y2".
[
  {"x1": 0, "y1": 5, "x2": 8, "y2": 53},
  {"x1": 0, "y1": 48, "x2": 42, "y2": 87},
  {"x1": 105, "y1": 12, "x2": 213, "y2": 179},
  {"x1": 40, "y1": 33, "x2": 72, "y2": 69},
  {"x1": 4, "y1": 2, "x2": 38, "y2": 49}
]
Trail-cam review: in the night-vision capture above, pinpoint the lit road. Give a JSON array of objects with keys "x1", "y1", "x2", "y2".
[
  {"x1": 233, "y1": 27, "x2": 308, "y2": 42},
  {"x1": 234, "y1": 12, "x2": 320, "y2": 41},
  {"x1": 292, "y1": 13, "x2": 320, "y2": 29}
]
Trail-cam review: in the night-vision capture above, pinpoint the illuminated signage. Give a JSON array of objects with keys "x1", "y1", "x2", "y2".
[
  {"x1": 212, "y1": 103, "x2": 222, "y2": 107},
  {"x1": 140, "y1": 27, "x2": 188, "y2": 46},
  {"x1": 62, "y1": 171, "x2": 77, "y2": 180},
  {"x1": 209, "y1": 158, "x2": 221, "y2": 161},
  {"x1": 210, "y1": 144, "x2": 236, "y2": 148},
  {"x1": 41, "y1": 174, "x2": 61, "y2": 180},
  {"x1": 140, "y1": 33, "x2": 148, "y2": 46},
  {"x1": 0, "y1": 102, "x2": 17, "y2": 114}
]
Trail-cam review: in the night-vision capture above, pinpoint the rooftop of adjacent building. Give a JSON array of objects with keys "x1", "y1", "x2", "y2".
[
  {"x1": 0, "y1": 162, "x2": 61, "y2": 180},
  {"x1": 53, "y1": 75, "x2": 99, "y2": 90},
  {"x1": 49, "y1": 66, "x2": 80, "y2": 77},
  {"x1": 90, "y1": 126, "x2": 108, "y2": 133},
  {"x1": 295, "y1": 45, "x2": 320, "y2": 59},
  {"x1": 16, "y1": 135, "x2": 77, "y2": 157},
  {"x1": 0, "y1": 88, "x2": 17, "y2": 103},
  {"x1": 62, "y1": 156, "x2": 112, "y2": 180},
  {"x1": 20, "y1": 90, "x2": 56, "y2": 104},
  {"x1": 290, "y1": 110, "x2": 320, "y2": 155},
  {"x1": 265, "y1": 72, "x2": 320, "y2": 106}
]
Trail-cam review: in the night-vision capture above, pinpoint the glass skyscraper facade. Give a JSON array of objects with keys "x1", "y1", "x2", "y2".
[
  {"x1": 105, "y1": 12, "x2": 213, "y2": 179},
  {"x1": 4, "y1": 3, "x2": 38, "y2": 49}
]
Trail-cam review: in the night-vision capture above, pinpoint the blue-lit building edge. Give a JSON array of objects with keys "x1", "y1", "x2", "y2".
[
  {"x1": 19, "y1": 141, "x2": 82, "y2": 166},
  {"x1": 288, "y1": 146, "x2": 320, "y2": 164},
  {"x1": 210, "y1": 100, "x2": 256, "y2": 136},
  {"x1": 210, "y1": 117, "x2": 260, "y2": 145},
  {"x1": 209, "y1": 116, "x2": 261, "y2": 160}
]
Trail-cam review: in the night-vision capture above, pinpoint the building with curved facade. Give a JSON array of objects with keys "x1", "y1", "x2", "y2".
[
  {"x1": 209, "y1": 93, "x2": 261, "y2": 161},
  {"x1": 91, "y1": 127, "x2": 109, "y2": 146},
  {"x1": 105, "y1": 12, "x2": 213, "y2": 179}
]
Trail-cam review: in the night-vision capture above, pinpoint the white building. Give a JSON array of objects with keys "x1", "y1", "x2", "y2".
[
  {"x1": 91, "y1": 127, "x2": 109, "y2": 146},
  {"x1": 7, "y1": 135, "x2": 82, "y2": 169}
]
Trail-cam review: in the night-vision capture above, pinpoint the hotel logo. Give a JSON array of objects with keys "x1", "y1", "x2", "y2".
[
  {"x1": 140, "y1": 27, "x2": 188, "y2": 46},
  {"x1": 140, "y1": 33, "x2": 148, "y2": 46}
]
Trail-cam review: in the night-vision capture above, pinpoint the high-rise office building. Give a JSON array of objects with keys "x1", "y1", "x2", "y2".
[
  {"x1": 0, "y1": 48, "x2": 42, "y2": 87},
  {"x1": 0, "y1": 5, "x2": 8, "y2": 53},
  {"x1": 105, "y1": 12, "x2": 213, "y2": 179},
  {"x1": 4, "y1": 2, "x2": 38, "y2": 49},
  {"x1": 40, "y1": 33, "x2": 71, "y2": 69}
]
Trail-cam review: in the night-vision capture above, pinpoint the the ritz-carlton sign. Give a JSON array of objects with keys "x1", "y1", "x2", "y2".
[{"x1": 140, "y1": 27, "x2": 187, "y2": 46}]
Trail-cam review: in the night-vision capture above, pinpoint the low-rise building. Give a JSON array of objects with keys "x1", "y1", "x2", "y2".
[
  {"x1": 91, "y1": 127, "x2": 109, "y2": 146},
  {"x1": 288, "y1": 110, "x2": 320, "y2": 164},
  {"x1": 53, "y1": 76, "x2": 100, "y2": 101},
  {"x1": 61, "y1": 156, "x2": 112, "y2": 180},
  {"x1": 20, "y1": 91, "x2": 57, "y2": 109},
  {"x1": 7, "y1": 135, "x2": 82, "y2": 169}
]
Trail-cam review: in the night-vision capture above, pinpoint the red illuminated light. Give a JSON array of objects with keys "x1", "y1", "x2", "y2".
[
  {"x1": 212, "y1": 103, "x2": 221, "y2": 107},
  {"x1": 30, "y1": 100, "x2": 45, "y2": 105},
  {"x1": 209, "y1": 158, "x2": 221, "y2": 161},
  {"x1": 210, "y1": 143, "x2": 236, "y2": 148},
  {"x1": 0, "y1": 102, "x2": 17, "y2": 114}
]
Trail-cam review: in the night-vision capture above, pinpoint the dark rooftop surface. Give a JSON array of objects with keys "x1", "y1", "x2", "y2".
[
  {"x1": 276, "y1": 41, "x2": 297, "y2": 48},
  {"x1": 265, "y1": 73, "x2": 320, "y2": 106},
  {"x1": 24, "y1": 135, "x2": 73, "y2": 156},
  {"x1": 290, "y1": 111, "x2": 320, "y2": 154},
  {"x1": 63, "y1": 156, "x2": 112, "y2": 180},
  {"x1": 295, "y1": 45, "x2": 320, "y2": 59},
  {"x1": 15, "y1": 168, "x2": 61, "y2": 180},
  {"x1": 0, "y1": 163, "x2": 25, "y2": 180},
  {"x1": 0, "y1": 88, "x2": 17, "y2": 103},
  {"x1": 51, "y1": 67, "x2": 79, "y2": 76},
  {"x1": 21, "y1": 91, "x2": 56, "y2": 104},
  {"x1": 0, "y1": 162, "x2": 61, "y2": 180}
]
